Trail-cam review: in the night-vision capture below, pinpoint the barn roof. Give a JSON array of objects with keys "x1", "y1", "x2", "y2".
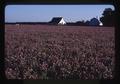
[{"x1": 49, "y1": 17, "x2": 63, "y2": 24}]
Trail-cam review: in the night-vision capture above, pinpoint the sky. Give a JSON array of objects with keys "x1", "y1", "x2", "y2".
[{"x1": 5, "y1": 5, "x2": 115, "y2": 23}]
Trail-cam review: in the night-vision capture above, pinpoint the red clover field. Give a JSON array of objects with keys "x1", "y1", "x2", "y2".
[{"x1": 5, "y1": 24, "x2": 115, "y2": 79}]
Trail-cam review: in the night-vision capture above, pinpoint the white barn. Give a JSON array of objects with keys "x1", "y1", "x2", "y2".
[{"x1": 49, "y1": 17, "x2": 66, "y2": 25}]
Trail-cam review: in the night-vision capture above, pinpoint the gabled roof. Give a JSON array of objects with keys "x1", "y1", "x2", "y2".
[{"x1": 49, "y1": 17, "x2": 63, "y2": 24}]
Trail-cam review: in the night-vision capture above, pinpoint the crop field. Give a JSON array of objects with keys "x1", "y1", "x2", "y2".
[{"x1": 5, "y1": 24, "x2": 115, "y2": 79}]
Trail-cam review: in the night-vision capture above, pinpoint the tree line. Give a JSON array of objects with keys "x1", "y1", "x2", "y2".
[{"x1": 66, "y1": 8, "x2": 115, "y2": 27}]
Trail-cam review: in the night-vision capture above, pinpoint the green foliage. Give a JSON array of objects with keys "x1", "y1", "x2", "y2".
[{"x1": 100, "y1": 8, "x2": 115, "y2": 27}]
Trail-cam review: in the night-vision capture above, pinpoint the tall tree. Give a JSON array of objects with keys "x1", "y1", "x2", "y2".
[
  {"x1": 89, "y1": 18, "x2": 100, "y2": 26},
  {"x1": 100, "y1": 8, "x2": 115, "y2": 27}
]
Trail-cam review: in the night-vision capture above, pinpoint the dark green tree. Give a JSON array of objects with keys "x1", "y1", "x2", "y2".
[{"x1": 100, "y1": 8, "x2": 115, "y2": 27}]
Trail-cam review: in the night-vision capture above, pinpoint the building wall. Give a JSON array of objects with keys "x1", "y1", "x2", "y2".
[{"x1": 58, "y1": 18, "x2": 66, "y2": 25}]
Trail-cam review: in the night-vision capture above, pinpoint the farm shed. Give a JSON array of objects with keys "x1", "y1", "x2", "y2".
[
  {"x1": 49, "y1": 17, "x2": 66, "y2": 25},
  {"x1": 89, "y1": 18, "x2": 100, "y2": 26}
]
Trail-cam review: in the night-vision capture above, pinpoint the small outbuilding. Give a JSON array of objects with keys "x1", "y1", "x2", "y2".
[{"x1": 49, "y1": 17, "x2": 66, "y2": 25}]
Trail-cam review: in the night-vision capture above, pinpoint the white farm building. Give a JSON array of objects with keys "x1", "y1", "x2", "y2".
[{"x1": 49, "y1": 17, "x2": 66, "y2": 25}]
